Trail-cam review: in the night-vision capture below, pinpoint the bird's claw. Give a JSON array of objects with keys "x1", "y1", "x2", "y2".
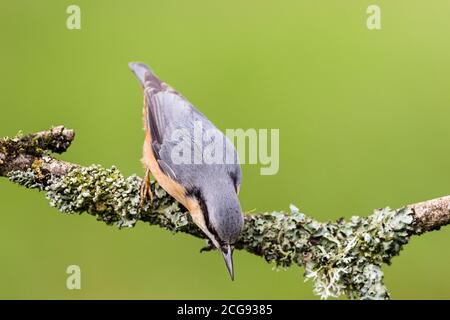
[
  {"x1": 200, "y1": 239, "x2": 216, "y2": 253},
  {"x1": 140, "y1": 168, "x2": 153, "y2": 208}
]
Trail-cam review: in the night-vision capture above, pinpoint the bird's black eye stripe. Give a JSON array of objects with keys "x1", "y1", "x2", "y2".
[
  {"x1": 229, "y1": 171, "x2": 238, "y2": 192},
  {"x1": 186, "y1": 187, "x2": 221, "y2": 242}
]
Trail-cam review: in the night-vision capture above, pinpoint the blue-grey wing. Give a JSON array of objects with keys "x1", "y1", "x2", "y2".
[{"x1": 143, "y1": 78, "x2": 242, "y2": 193}]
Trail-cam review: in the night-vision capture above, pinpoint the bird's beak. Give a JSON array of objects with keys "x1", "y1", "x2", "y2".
[{"x1": 221, "y1": 244, "x2": 235, "y2": 281}]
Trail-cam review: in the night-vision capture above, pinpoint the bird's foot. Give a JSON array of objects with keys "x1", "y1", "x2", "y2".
[
  {"x1": 140, "y1": 168, "x2": 153, "y2": 208},
  {"x1": 200, "y1": 239, "x2": 216, "y2": 253}
]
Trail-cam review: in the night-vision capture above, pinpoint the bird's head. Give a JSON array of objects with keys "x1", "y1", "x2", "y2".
[{"x1": 186, "y1": 182, "x2": 244, "y2": 280}]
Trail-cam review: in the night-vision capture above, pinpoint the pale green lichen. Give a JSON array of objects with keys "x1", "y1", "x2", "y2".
[
  {"x1": 8, "y1": 164, "x2": 415, "y2": 300},
  {"x1": 8, "y1": 169, "x2": 45, "y2": 190},
  {"x1": 239, "y1": 205, "x2": 414, "y2": 300},
  {"x1": 8, "y1": 164, "x2": 192, "y2": 231},
  {"x1": 45, "y1": 165, "x2": 141, "y2": 227}
]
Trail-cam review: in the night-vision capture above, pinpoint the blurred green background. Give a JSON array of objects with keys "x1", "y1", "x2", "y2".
[{"x1": 1, "y1": 0, "x2": 450, "y2": 299}]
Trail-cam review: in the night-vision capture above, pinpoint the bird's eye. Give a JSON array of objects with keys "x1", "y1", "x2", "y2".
[{"x1": 229, "y1": 172, "x2": 238, "y2": 191}]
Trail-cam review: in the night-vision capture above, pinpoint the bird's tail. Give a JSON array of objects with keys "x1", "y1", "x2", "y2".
[{"x1": 128, "y1": 62, "x2": 163, "y2": 90}]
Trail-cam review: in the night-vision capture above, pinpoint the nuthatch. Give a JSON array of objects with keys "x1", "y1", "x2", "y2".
[{"x1": 129, "y1": 62, "x2": 244, "y2": 280}]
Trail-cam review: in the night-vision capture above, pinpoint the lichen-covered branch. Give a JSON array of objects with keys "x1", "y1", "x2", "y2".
[
  {"x1": 1, "y1": 126, "x2": 449, "y2": 300},
  {"x1": 0, "y1": 125, "x2": 76, "y2": 178}
]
